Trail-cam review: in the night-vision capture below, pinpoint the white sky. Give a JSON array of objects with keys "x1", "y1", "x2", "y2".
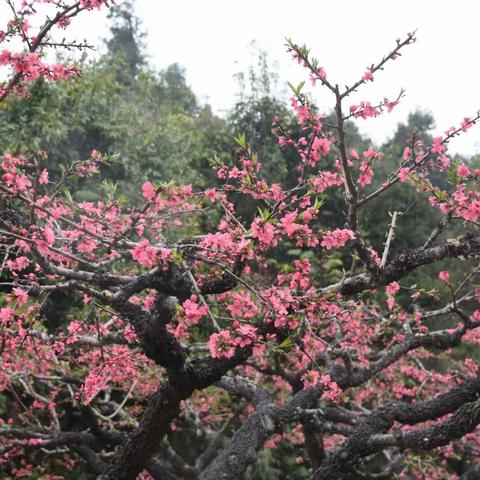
[{"x1": 3, "y1": 0, "x2": 480, "y2": 156}]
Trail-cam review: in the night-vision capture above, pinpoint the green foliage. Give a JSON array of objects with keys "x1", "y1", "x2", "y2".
[{"x1": 105, "y1": 0, "x2": 146, "y2": 82}]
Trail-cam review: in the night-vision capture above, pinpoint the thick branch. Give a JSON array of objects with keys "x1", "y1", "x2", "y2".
[
  {"x1": 313, "y1": 375, "x2": 480, "y2": 479},
  {"x1": 323, "y1": 235, "x2": 480, "y2": 295}
]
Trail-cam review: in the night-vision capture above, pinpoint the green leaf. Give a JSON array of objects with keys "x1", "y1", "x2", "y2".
[
  {"x1": 313, "y1": 196, "x2": 324, "y2": 211},
  {"x1": 234, "y1": 132, "x2": 247, "y2": 149},
  {"x1": 175, "y1": 303, "x2": 185, "y2": 314},
  {"x1": 257, "y1": 207, "x2": 271, "y2": 221},
  {"x1": 171, "y1": 249, "x2": 183, "y2": 263},
  {"x1": 287, "y1": 81, "x2": 305, "y2": 96},
  {"x1": 278, "y1": 337, "x2": 295, "y2": 351},
  {"x1": 63, "y1": 188, "x2": 74, "y2": 205}
]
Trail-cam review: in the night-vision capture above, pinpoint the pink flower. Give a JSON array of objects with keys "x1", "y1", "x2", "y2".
[
  {"x1": 301, "y1": 370, "x2": 320, "y2": 388},
  {"x1": 123, "y1": 324, "x2": 138, "y2": 343},
  {"x1": 461, "y1": 117, "x2": 473, "y2": 132},
  {"x1": 67, "y1": 320, "x2": 82, "y2": 337},
  {"x1": 205, "y1": 188, "x2": 217, "y2": 202},
  {"x1": 43, "y1": 225, "x2": 55, "y2": 245},
  {"x1": 251, "y1": 218, "x2": 276, "y2": 247},
  {"x1": 227, "y1": 293, "x2": 259, "y2": 320},
  {"x1": 386, "y1": 282, "x2": 400, "y2": 295},
  {"x1": 362, "y1": 70, "x2": 374, "y2": 81},
  {"x1": 403, "y1": 147, "x2": 412, "y2": 160},
  {"x1": 12, "y1": 287, "x2": 28, "y2": 306},
  {"x1": 6, "y1": 256, "x2": 29, "y2": 271},
  {"x1": 80, "y1": 0, "x2": 104, "y2": 10},
  {"x1": 0, "y1": 307, "x2": 14, "y2": 324},
  {"x1": 78, "y1": 238, "x2": 96, "y2": 254},
  {"x1": 141, "y1": 181, "x2": 156, "y2": 201},
  {"x1": 350, "y1": 102, "x2": 380, "y2": 119},
  {"x1": 386, "y1": 297, "x2": 396, "y2": 310},
  {"x1": 457, "y1": 163, "x2": 471, "y2": 178},
  {"x1": 471, "y1": 310, "x2": 480, "y2": 322},
  {"x1": 130, "y1": 239, "x2": 158, "y2": 268},
  {"x1": 385, "y1": 101, "x2": 399, "y2": 112},
  {"x1": 310, "y1": 68, "x2": 327, "y2": 85},
  {"x1": 208, "y1": 330, "x2": 236, "y2": 359},
  {"x1": 15, "y1": 174, "x2": 31, "y2": 191},
  {"x1": 321, "y1": 229, "x2": 355, "y2": 250},
  {"x1": 234, "y1": 322, "x2": 257, "y2": 348},
  {"x1": 183, "y1": 295, "x2": 208, "y2": 324},
  {"x1": 39, "y1": 169, "x2": 49, "y2": 185},
  {"x1": 229, "y1": 167, "x2": 243, "y2": 179},
  {"x1": 281, "y1": 211, "x2": 299, "y2": 237},
  {"x1": 358, "y1": 162, "x2": 373, "y2": 187},
  {"x1": 368, "y1": 248, "x2": 382, "y2": 266},
  {"x1": 363, "y1": 148, "x2": 382, "y2": 161},
  {"x1": 317, "y1": 67, "x2": 327, "y2": 79},
  {"x1": 311, "y1": 137, "x2": 332, "y2": 159},
  {"x1": 320, "y1": 374, "x2": 342, "y2": 402},
  {"x1": 313, "y1": 171, "x2": 343, "y2": 193},
  {"x1": 439, "y1": 271, "x2": 450, "y2": 282},
  {"x1": 25, "y1": 438, "x2": 44, "y2": 446},
  {"x1": 431, "y1": 137, "x2": 446, "y2": 155},
  {"x1": 397, "y1": 167, "x2": 410, "y2": 182},
  {"x1": 80, "y1": 370, "x2": 105, "y2": 405},
  {"x1": 291, "y1": 98, "x2": 311, "y2": 125}
]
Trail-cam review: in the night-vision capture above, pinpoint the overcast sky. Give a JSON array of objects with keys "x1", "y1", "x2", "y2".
[{"x1": 5, "y1": 0, "x2": 480, "y2": 155}]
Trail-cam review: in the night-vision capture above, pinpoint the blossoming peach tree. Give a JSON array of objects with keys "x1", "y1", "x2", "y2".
[{"x1": 2, "y1": 2, "x2": 480, "y2": 479}]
